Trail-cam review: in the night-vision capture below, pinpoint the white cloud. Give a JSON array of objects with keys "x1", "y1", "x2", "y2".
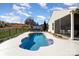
[
  {"x1": 6, "y1": 16, "x2": 21, "y2": 23},
  {"x1": 52, "y1": 7, "x2": 64, "y2": 10},
  {"x1": 64, "y1": 3, "x2": 79, "y2": 10},
  {"x1": 0, "y1": 13, "x2": 22, "y2": 23},
  {"x1": 37, "y1": 15, "x2": 46, "y2": 20},
  {"x1": 28, "y1": 11, "x2": 32, "y2": 14},
  {"x1": 0, "y1": 4, "x2": 32, "y2": 24},
  {"x1": 19, "y1": 3, "x2": 31, "y2": 9},
  {"x1": 18, "y1": 10, "x2": 31, "y2": 16},
  {"x1": 8, "y1": 12, "x2": 14, "y2": 16},
  {"x1": 13, "y1": 4, "x2": 25, "y2": 11},
  {"x1": 36, "y1": 15, "x2": 46, "y2": 25},
  {"x1": 13, "y1": 4, "x2": 31, "y2": 17},
  {"x1": 13, "y1": 4, "x2": 20, "y2": 11},
  {"x1": 48, "y1": 3, "x2": 79, "y2": 11},
  {"x1": 38, "y1": 3, "x2": 47, "y2": 9},
  {"x1": 68, "y1": 6, "x2": 79, "y2": 10},
  {"x1": 0, "y1": 15, "x2": 10, "y2": 19},
  {"x1": 0, "y1": 4, "x2": 31, "y2": 23},
  {"x1": 48, "y1": 7, "x2": 64, "y2": 12},
  {"x1": 63, "y1": 3, "x2": 75, "y2": 6}
]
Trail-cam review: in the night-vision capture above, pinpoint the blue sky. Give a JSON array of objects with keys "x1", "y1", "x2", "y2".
[{"x1": 0, "y1": 3, "x2": 79, "y2": 25}]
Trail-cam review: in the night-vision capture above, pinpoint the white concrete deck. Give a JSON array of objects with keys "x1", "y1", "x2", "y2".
[{"x1": 0, "y1": 32, "x2": 79, "y2": 56}]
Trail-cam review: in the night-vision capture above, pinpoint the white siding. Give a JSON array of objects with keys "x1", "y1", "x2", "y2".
[{"x1": 48, "y1": 10, "x2": 70, "y2": 33}]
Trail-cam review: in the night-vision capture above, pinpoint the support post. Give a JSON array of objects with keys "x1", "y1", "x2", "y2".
[{"x1": 70, "y1": 10, "x2": 74, "y2": 40}]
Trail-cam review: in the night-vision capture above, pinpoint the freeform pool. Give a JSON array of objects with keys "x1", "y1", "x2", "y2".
[{"x1": 19, "y1": 33, "x2": 53, "y2": 51}]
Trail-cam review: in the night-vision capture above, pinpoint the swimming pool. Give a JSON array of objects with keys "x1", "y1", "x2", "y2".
[{"x1": 19, "y1": 33, "x2": 53, "y2": 51}]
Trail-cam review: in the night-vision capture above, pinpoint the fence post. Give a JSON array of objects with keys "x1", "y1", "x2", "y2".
[
  {"x1": 16, "y1": 28, "x2": 17, "y2": 34},
  {"x1": 9, "y1": 29, "x2": 11, "y2": 36}
]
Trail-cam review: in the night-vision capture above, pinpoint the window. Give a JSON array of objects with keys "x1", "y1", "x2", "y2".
[{"x1": 52, "y1": 23, "x2": 54, "y2": 30}]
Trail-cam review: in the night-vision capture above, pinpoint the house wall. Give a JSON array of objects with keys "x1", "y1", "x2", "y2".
[{"x1": 48, "y1": 10, "x2": 70, "y2": 33}]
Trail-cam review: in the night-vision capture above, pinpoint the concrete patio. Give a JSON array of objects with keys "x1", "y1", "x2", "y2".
[{"x1": 0, "y1": 32, "x2": 79, "y2": 56}]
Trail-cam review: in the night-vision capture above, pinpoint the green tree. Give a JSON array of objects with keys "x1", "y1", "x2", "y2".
[
  {"x1": 25, "y1": 17, "x2": 36, "y2": 26},
  {"x1": 43, "y1": 21, "x2": 48, "y2": 31},
  {"x1": 74, "y1": 9, "x2": 79, "y2": 14}
]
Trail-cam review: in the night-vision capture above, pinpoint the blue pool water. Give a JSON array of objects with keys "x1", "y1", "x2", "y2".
[{"x1": 19, "y1": 33, "x2": 53, "y2": 51}]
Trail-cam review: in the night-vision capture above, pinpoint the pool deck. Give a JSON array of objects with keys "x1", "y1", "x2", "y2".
[{"x1": 0, "y1": 32, "x2": 79, "y2": 56}]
